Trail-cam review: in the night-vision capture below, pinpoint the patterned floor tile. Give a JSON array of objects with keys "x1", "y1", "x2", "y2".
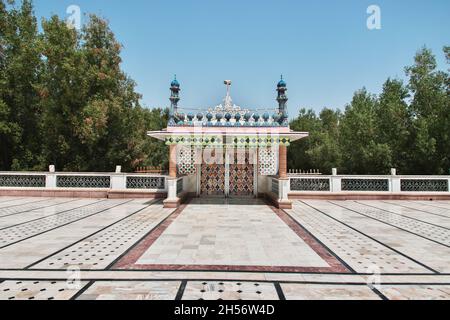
[
  {"x1": 0, "y1": 198, "x2": 51, "y2": 210},
  {"x1": 379, "y1": 285, "x2": 450, "y2": 300},
  {"x1": 182, "y1": 281, "x2": 279, "y2": 300},
  {"x1": 0, "y1": 199, "x2": 100, "y2": 228},
  {"x1": 384, "y1": 201, "x2": 450, "y2": 218},
  {"x1": 330, "y1": 201, "x2": 450, "y2": 246},
  {"x1": 76, "y1": 281, "x2": 181, "y2": 300},
  {"x1": 135, "y1": 201, "x2": 330, "y2": 269},
  {"x1": 281, "y1": 283, "x2": 381, "y2": 300},
  {"x1": 288, "y1": 201, "x2": 430, "y2": 273},
  {"x1": 31, "y1": 203, "x2": 172, "y2": 270},
  {"x1": 0, "y1": 280, "x2": 86, "y2": 300},
  {"x1": 302, "y1": 200, "x2": 450, "y2": 273},
  {"x1": 356, "y1": 201, "x2": 450, "y2": 228},
  {"x1": 0, "y1": 199, "x2": 129, "y2": 248}
]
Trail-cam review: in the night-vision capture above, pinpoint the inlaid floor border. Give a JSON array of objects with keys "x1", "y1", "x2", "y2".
[{"x1": 1, "y1": 277, "x2": 450, "y2": 286}]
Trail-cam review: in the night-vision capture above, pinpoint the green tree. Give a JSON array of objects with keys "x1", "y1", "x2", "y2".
[
  {"x1": 0, "y1": 0, "x2": 43, "y2": 170},
  {"x1": 405, "y1": 47, "x2": 449, "y2": 174},
  {"x1": 339, "y1": 89, "x2": 391, "y2": 174},
  {"x1": 289, "y1": 108, "x2": 342, "y2": 174},
  {"x1": 376, "y1": 78, "x2": 411, "y2": 173},
  {"x1": 288, "y1": 108, "x2": 321, "y2": 171},
  {"x1": 39, "y1": 15, "x2": 88, "y2": 171}
]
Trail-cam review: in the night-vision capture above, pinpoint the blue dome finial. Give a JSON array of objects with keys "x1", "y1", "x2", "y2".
[
  {"x1": 277, "y1": 75, "x2": 286, "y2": 88},
  {"x1": 171, "y1": 74, "x2": 180, "y2": 87}
]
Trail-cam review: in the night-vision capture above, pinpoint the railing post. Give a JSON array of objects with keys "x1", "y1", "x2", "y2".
[
  {"x1": 110, "y1": 165, "x2": 126, "y2": 190},
  {"x1": 274, "y1": 177, "x2": 291, "y2": 209},
  {"x1": 279, "y1": 179, "x2": 289, "y2": 201},
  {"x1": 330, "y1": 168, "x2": 341, "y2": 192},
  {"x1": 46, "y1": 165, "x2": 57, "y2": 188},
  {"x1": 111, "y1": 174, "x2": 126, "y2": 190},
  {"x1": 391, "y1": 168, "x2": 400, "y2": 193},
  {"x1": 166, "y1": 178, "x2": 178, "y2": 198}
]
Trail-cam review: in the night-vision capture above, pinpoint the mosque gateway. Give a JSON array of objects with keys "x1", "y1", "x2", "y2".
[{"x1": 147, "y1": 77, "x2": 308, "y2": 208}]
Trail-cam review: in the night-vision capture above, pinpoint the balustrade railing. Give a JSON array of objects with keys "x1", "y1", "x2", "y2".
[
  {"x1": 0, "y1": 174, "x2": 46, "y2": 188},
  {"x1": 0, "y1": 172, "x2": 167, "y2": 191},
  {"x1": 291, "y1": 177, "x2": 331, "y2": 191},
  {"x1": 56, "y1": 175, "x2": 111, "y2": 188},
  {"x1": 289, "y1": 174, "x2": 450, "y2": 193},
  {"x1": 126, "y1": 176, "x2": 165, "y2": 189}
]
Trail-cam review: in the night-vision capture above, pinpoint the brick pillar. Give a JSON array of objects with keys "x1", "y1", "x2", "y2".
[
  {"x1": 279, "y1": 145, "x2": 287, "y2": 179},
  {"x1": 169, "y1": 144, "x2": 177, "y2": 178}
]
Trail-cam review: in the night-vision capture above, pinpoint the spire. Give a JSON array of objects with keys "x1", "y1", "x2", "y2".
[
  {"x1": 169, "y1": 75, "x2": 180, "y2": 125},
  {"x1": 276, "y1": 75, "x2": 288, "y2": 125}
]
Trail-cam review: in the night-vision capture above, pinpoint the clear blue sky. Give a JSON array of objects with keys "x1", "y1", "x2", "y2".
[{"x1": 32, "y1": 0, "x2": 449, "y2": 116}]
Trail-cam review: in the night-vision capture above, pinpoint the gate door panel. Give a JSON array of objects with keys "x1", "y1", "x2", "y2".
[{"x1": 229, "y1": 151, "x2": 254, "y2": 197}]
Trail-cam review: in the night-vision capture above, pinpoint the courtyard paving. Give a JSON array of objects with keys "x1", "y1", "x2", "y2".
[{"x1": 0, "y1": 196, "x2": 449, "y2": 300}]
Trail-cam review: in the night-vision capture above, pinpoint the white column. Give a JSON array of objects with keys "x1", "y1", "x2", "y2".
[
  {"x1": 225, "y1": 148, "x2": 230, "y2": 197},
  {"x1": 196, "y1": 163, "x2": 201, "y2": 196},
  {"x1": 253, "y1": 148, "x2": 258, "y2": 197}
]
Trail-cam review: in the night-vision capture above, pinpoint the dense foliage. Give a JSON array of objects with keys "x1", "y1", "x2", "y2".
[
  {"x1": 0, "y1": 0, "x2": 168, "y2": 172},
  {"x1": 289, "y1": 47, "x2": 450, "y2": 175}
]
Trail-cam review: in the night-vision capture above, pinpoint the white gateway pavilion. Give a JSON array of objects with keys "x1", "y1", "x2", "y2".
[{"x1": 147, "y1": 77, "x2": 308, "y2": 208}]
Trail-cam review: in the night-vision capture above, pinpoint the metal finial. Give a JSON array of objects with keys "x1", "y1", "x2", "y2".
[{"x1": 223, "y1": 80, "x2": 233, "y2": 109}]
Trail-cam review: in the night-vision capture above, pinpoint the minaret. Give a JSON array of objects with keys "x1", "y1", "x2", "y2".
[
  {"x1": 169, "y1": 75, "x2": 180, "y2": 125},
  {"x1": 276, "y1": 75, "x2": 288, "y2": 125}
]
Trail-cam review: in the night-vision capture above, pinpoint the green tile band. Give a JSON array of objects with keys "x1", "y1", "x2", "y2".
[{"x1": 165, "y1": 135, "x2": 290, "y2": 147}]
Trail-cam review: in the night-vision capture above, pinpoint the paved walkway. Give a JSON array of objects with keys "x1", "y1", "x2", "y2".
[{"x1": 0, "y1": 197, "x2": 449, "y2": 300}]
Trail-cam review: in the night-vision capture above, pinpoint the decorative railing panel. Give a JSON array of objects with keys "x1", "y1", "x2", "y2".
[
  {"x1": 126, "y1": 176, "x2": 165, "y2": 189},
  {"x1": 341, "y1": 178, "x2": 389, "y2": 191},
  {"x1": 272, "y1": 178, "x2": 279, "y2": 195},
  {"x1": 401, "y1": 179, "x2": 448, "y2": 192},
  {"x1": 290, "y1": 178, "x2": 330, "y2": 191},
  {"x1": 0, "y1": 175, "x2": 46, "y2": 188},
  {"x1": 56, "y1": 175, "x2": 110, "y2": 188}
]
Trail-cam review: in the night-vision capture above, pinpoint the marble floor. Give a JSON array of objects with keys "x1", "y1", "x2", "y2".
[{"x1": 0, "y1": 196, "x2": 449, "y2": 300}]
